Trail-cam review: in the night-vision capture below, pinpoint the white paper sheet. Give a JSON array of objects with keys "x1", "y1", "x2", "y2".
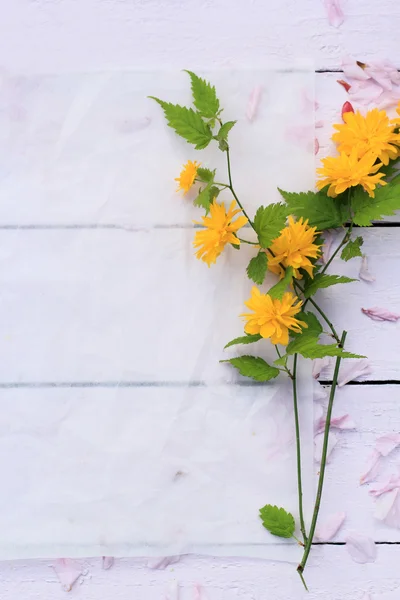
[{"x1": 0, "y1": 67, "x2": 315, "y2": 560}]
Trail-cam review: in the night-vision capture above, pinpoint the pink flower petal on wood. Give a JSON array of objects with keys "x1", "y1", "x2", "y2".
[
  {"x1": 338, "y1": 359, "x2": 372, "y2": 387},
  {"x1": 342, "y1": 57, "x2": 370, "y2": 81},
  {"x1": 337, "y1": 79, "x2": 351, "y2": 92},
  {"x1": 315, "y1": 512, "x2": 346, "y2": 541},
  {"x1": 313, "y1": 380, "x2": 328, "y2": 401},
  {"x1": 359, "y1": 255, "x2": 375, "y2": 282},
  {"x1": 364, "y1": 60, "x2": 400, "y2": 90},
  {"x1": 345, "y1": 532, "x2": 377, "y2": 563},
  {"x1": 313, "y1": 357, "x2": 331, "y2": 379},
  {"x1": 348, "y1": 80, "x2": 383, "y2": 105},
  {"x1": 148, "y1": 556, "x2": 181, "y2": 570},
  {"x1": 314, "y1": 402, "x2": 325, "y2": 433},
  {"x1": 375, "y1": 433, "x2": 400, "y2": 456},
  {"x1": 316, "y1": 413, "x2": 356, "y2": 434},
  {"x1": 370, "y1": 472, "x2": 400, "y2": 497},
  {"x1": 360, "y1": 449, "x2": 381, "y2": 485},
  {"x1": 102, "y1": 556, "x2": 114, "y2": 570},
  {"x1": 321, "y1": 229, "x2": 338, "y2": 264},
  {"x1": 374, "y1": 488, "x2": 400, "y2": 528},
  {"x1": 246, "y1": 86, "x2": 263, "y2": 121},
  {"x1": 314, "y1": 138, "x2": 320, "y2": 155},
  {"x1": 52, "y1": 558, "x2": 83, "y2": 592},
  {"x1": 193, "y1": 584, "x2": 202, "y2": 600},
  {"x1": 324, "y1": 0, "x2": 344, "y2": 27},
  {"x1": 362, "y1": 307, "x2": 400, "y2": 322},
  {"x1": 315, "y1": 120, "x2": 324, "y2": 128},
  {"x1": 314, "y1": 431, "x2": 337, "y2": 463}
]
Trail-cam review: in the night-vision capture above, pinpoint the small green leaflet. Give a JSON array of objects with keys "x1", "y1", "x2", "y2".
[
  {"x1": 304, "y1": 274, "x2": 357, "y2": 298},
  {"x1": 268, "y1": 267, "x2": 294, "y2": 300},
  {"x1": 224, "y1": 334, "x2": 262, "y2": 349},
  {"x1": 194, "y1": 182, "x2": 213, "y2": 212},
  {"x1": 246, "y1": 251, "x2": 268, "y2": 285},
  {"x1": 286, "y1": 334, "x2": 365, "y2": 359},
  {"x1": 149, "y1": 98, "x2": 213, "y2": 149},
  {"x1": 292, "y1": 311, "x2": 323, "y2": 337},
  {"x1": 221, "y1": 355, "x2": 280, "y2": 381},
  {"x1": 352, "y1": 183, "x2": 400, "y2": 226},
  {"x1": 185, "y1": 71, "x2": 220, "y2": 119},
  {"x1": 197, "y1": 167, "x2": 215, "y2": 182},
  {"x1": 278, "y1": 188, "x2": 345, "y2": 229},
  {"x1": 259, "y1": 504, "x2": 295, "y2": 538},
  {"x1": 217, "y1": 121, "x2": 236, "y2": 144},
  {"x1": 341, "y1": 236, "x2": 364, "y2": 261},
  {"x1": 253, "y1": 203, "x2": 288, "y2": 248}
]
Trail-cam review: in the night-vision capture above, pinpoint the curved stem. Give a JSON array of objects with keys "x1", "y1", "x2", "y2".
[
  {"x1": 293, "y1": 280, "x2": 340, "y2": 344},
  {"x1": 297, "y1": 330, "x2": 347, "y2": 575},
  {"x1": 292, "y1": 353, "x2": 308, "y2": 545},
  {"x1": 237, "y1": 237, "x2": 257, "y2": 245}
]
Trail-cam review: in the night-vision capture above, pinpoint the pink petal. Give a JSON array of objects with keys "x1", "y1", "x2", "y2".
[
  {"x1": 362, "y1": 307, "x2": 400, "y2": 322},
  {"x1": 194, "y1": 584, "x2": 202, "y2": 600},
  {"x1": 324, "y1": 0, "x2": 344, "y2": 27},
  {"x1": 369, "y1": 472, "x2": 400, "y2": 497},
  {"x1": 337, "y1": 79, "x2": 351, "y2": 92},
  {"x1": 375, "y1": 433, "x2": 400, "y2": 457},
  {"x1": 315, "y1": 120, "x2": 324, "y2": 128},
  {"x1": 345, "y1": 532, "x2": 377, "y2": 563},
  {"x1": 313, "y1": 380, "x2": 328, "y2": 401},
  {"x1": 314, "y1": 431, "x2": 337, "y2": 463},
  {"x1": 313, "y1": 357, "x2": 331, "y2": 379},
  {"x1": 116, "y1": 117, "x2": 151, "y2": 133},
  {"x1": 314, "y1": 402, "x2": 325, "y2": 433},
  {"x1": 359, "y1": 255, "x2": 375, "y2": 282},
  {"x1": 321, "y1": 229, "x2": 338, "y2": 264},
  {"x1": 148, "y1": 556, "x2": 181, "y2": 570},
  {"x1": 360, "y1": 449, "x2": 381, "y2": 485},
  {"x1": 246, "y1": 85, "x2": 263, "y2": 121},
  {"x1": 316, "y1": 413, "x2": 356, "y2": 434},
  {"x1": 349, "y1": 80, "x2": 383, "y2": 105},
  {"x1": 52, "y1": 558, "x2": 83, "y2": 592},
  {"x1": 314, "y1": 138, "x2": 320, "y2": 155},
  {"x1": 341, "y1": 101, "x2": 354, "y2": 119},
  {"x1": 315, "y1": 512, "x2": 346, "y2": 541},
  {"x1": 342, "y1": 57, "x2": 370, "y2": 81},
  {"x1": 376, "y1": 90, "x2": 400, "y2": 109},
  {"x1": 102, "y1": 556, "x2": 114, "y2": 570},
  {"x1": 338, "y1": 359, "x2": 372, "y2": 387},
  {"x1": 364, "y1": 60, "x2": 400, "y2": 90},
  {"x1": 374, "y1": 488, "x2": 400, "y2": 528},
  {"x1": 165, "y1": 582, "x2": 179, "y2": 600},
  {"x1": 286, "y1": 125, "x2": 314, "y2": 152}
]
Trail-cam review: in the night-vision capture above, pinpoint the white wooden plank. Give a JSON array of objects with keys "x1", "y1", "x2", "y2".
[
  {"x1": 0, "y1": 0, "x2": 400, "y2": 72},
  {"x1": 0, "y1": 227, "x2": 397, "y2": 381}
]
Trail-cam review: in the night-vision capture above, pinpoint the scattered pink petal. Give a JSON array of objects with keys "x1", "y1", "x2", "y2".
[
  {"x1": 370, "y1": 472, "x2": 400, "y2": 497},
  {"x1": 375, "y1": 433, "x2": 400, "y2": 457},
  {"x1": 246, "y1": 85, "x2": 263, "y2": 121},
  {"x1": 52, "y1": 558, "x2": 83, "y2": 592},
  {"x1": 314, "y1": 431, "x2": 337, "y2": 463},
  {"x1": 342, "y1": 57, "x2": 370, "y2": 81},
  {"x1": 321, "y1": 229, "x2": 338, "y2": 264},
  {"x1": 376, "y1": 91, "x2": 400, "y2": 109},
  {"x1": 316, "y1": 413, "x2": 356, "y2": 435},
  {"x1": 324, "y1": 0, "x2": 344, "y2": 27},
  {"x1": 102, "y1": 556, "x2": 114, "y2": 570},
  {"x1": 360, "y1": 449, "x2": 381, "y2": 485},
  {"x1": 165, "y1": 581, "x2": 179, "y2": 600},
  {"x1": 362, "y1": 307, "x2": 400, "y2": 322},
  {"x1": 314, "y1": 138, "x2": 320, "y2": 155},
  {"x1": 314, "y1": 402, "x2": 325, "y2": 433},
  {"x1": 359, "y1": 255, "x2": 375, "y2": 282},
  {"x1": 315, "y1": 512, "x2": 346, "y2": 541},
  {"x1": 345, "y1": 532, "x2": 377, "y2": 564},
  {"x1": 374, "y1": 488, "x2": 400, "y2": 529},
  {"x1": 148, "y1": 556, "x2": 181, "y2": 570},
  {"x1": 194, "y1": 584, "x2": 202, "y2": 600},
  {"x1": 315, "y1": 120, "x2": 324, "y2": 128},
  {"x1": 364, "y1": 60, "x2": 400, "y2": 90},
  {"x1": 116, "y1": 117, "x2": 151, "y2": 133},
  {"x1": 313, "y1": 380, "x2": 328, "y2": 401},
  {"x1": 337, "y1": 79, "x2": 351, "y2": 92},
  {"x1": 286, "y1": 124, "x2": 314, "y2": 153},
  {"x1": 340, "y1": 57, "x2": 400, "y2": 108},
  {"x1": 313, "y1": 357, "x2": 331, "y2": 379},
  {"x1": 338, "y1": 359, "x2": 372, "y2": 387},
  {"x1": 349, "y1": 79, "x2": 384, "y2": 105}
]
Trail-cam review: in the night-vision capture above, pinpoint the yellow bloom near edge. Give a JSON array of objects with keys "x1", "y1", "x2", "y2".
[
  {"x1": 241, "y1": 287, "x2": 307, "y2": 346},
  {"x1": 175, "y1": 160, "x2": 200, "y2": 193},
  {"x1": 193, "y1": 200, "x2": 248, "y2": 266}
]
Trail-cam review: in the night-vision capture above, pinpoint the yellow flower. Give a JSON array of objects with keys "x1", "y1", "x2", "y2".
[
  {"x1": 332, "y1": 108, "x2": 399, "y2": 165},
  {"x1": 175, "y1": 160, "x2": 200, "y2": 193},
  {"x1": 193, "y1": 200, "x2": 248, "y2": 266},
  {"x1": 316, "y1": 149, "x2": 386, "y2": 198},
  {"x1": 268, "y1": 216, "x2": 321, "y2": 279},
  {"x1": 241, "y1": 288, "x2": 307, "y2": 346}
]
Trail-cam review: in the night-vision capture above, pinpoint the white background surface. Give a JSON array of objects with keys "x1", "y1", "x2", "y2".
[{"x1": 1, "y1": 0, "x2": 400, "y2": 598}]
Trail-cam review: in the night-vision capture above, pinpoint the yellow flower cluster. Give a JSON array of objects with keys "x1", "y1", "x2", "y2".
[{"x1": 317, "y1": 106, "x2": 400, "y2": 198}]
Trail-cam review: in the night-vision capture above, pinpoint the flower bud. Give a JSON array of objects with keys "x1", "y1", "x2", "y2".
[{"x1": 341, "y1": 101, "x2": 354, "y2": 120}]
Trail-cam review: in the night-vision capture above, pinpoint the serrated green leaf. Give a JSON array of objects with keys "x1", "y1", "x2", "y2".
[
  {"x1": 268, "y1": 267, "x2": 294, "y2": 300},
  {"x1": 286, "y1": 334, "x2": 365, "y2": 359},
  {"x1": 221, "y1": 356, "x2": 280, "y2": 382},
  {"x1": 218, "y1": 138, "x2": 229, "y2": 151},
  {"x1": 341, "y1": 236, "x2": 364, "y2": 261},
  {"x1": 246, "y1": 252, "x2": 268, "y2": 285},
  {"x1": 208, "y1": 185, "x2": 220, "y2": 200},
  {"x1": 217, "y1": 120, "x2": 236, "y2": 142},
  {"x1": 224, "y1": 334, "x2": 262, "y2": 349},
  {"x1": 259, "y1": 504, "x2": 295, "y2": 538},
  {"x1": 197, "y1": 167, "x2": 215, "y2": 183},
  {"x1": 194, "y1": 182, "x2": 212, "y2": 212},
  {"x1": 278, "y1": 188, "x2": 345, "y2": 229},
  {"x1": 253, "y1": 203, "x2": 288, "y2": 248},
  {"x1": 304, "y1": 274, "x2": 357, "y2": 298},
  {"x1": 274, "y1": 355, "x2": 288, "y2": 367},
  {"x1": 352, "y1": 183, "x2": 400, "y2": 226},
  {"x1": 293, "y1": 311, "x2": 323, "y2": 337},
  {"x1": 185, "y1": 71, "x2": 220, "y2": 118},
  {"x1": 149, "y1": 97, "x2": 213, "y2": 149}
]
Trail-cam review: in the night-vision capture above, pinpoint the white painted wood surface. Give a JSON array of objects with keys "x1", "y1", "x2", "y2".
[{"x1": 1, "y1": 0, "x2": 400, "y2": 598}]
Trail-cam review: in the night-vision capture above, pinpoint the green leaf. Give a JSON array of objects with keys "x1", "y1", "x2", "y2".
[
  {"x1": 341, "y1": 236, "x2": 364, "y2": 261},
  {"x1": 221, "y1": 356, "x2": 280, "y2": 382},
  {"x1": 259, "y1": 504, "x2": 295, "y2": 538},
  {"x1": 268, "y1": 267, "x2": 294, "y2": 300},
  {"x1": 208, "y1": 185, "x2": 220, "y2": 200},
  {"x1": 304, "y1": 274, "x2": 357, "y2": 299},
  {"x1": 194, "y1": 182, "x2": 213, "y2": 212},
  {"x1": 149, "y1": 98, "x2": 213, "y2": 149},
  {"x1": 352, "y1": 183, "x2": 400, "y2": 226},
  {"x1": 218, "y1": 138, "x2": 229, "y2": 152},
  {"x1": 246, "y1": 251, "x2": 268, "y2": 285},
  {"x1": 253, "y1": 203, "x2": 288, "y2": 248},
  {"x1": 185, "y1": 71, "x2": 220, "y2": 118},
  {"x1": 217, "y1": 120, "x2": 236, "y2": 142},
  {"x1": 286, "y1": 334, "x2": 365, "y2": 359},
  {"x1": 293, "y1": 311, "x2": 323, "y2": 337},
  {"x1": 278, "y1": 188, "x2": 344, "y2": 229},
  {"x1": 197, "y1": 167, "x2": 215, "y2": 182},
  {"x1": 274, "y1": 355, "x2": 288, "y2": 367},
  {"x1": 224, "y1": 334, "x2": 262, "y2": 349}
]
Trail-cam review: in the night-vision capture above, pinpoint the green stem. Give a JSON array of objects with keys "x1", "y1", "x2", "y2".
[
  {"x1": 225, "y1": 148, "x2": 253, "y2": 226},
  {"x1": 291, "y1": 354, "x2": 308, "y2": 545},
  {"x1": 237, "y1": 237, "x2": 257, "y2": 245},
  {"x1": 319, "y1": 222, "x2": 353, "y2": 278},
  {"x1": 293, "y1": 280, "x2": 340, "y2": 344},
  {"x1": 297, "y1": 330, "x2": 347, "y2": 576}
]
